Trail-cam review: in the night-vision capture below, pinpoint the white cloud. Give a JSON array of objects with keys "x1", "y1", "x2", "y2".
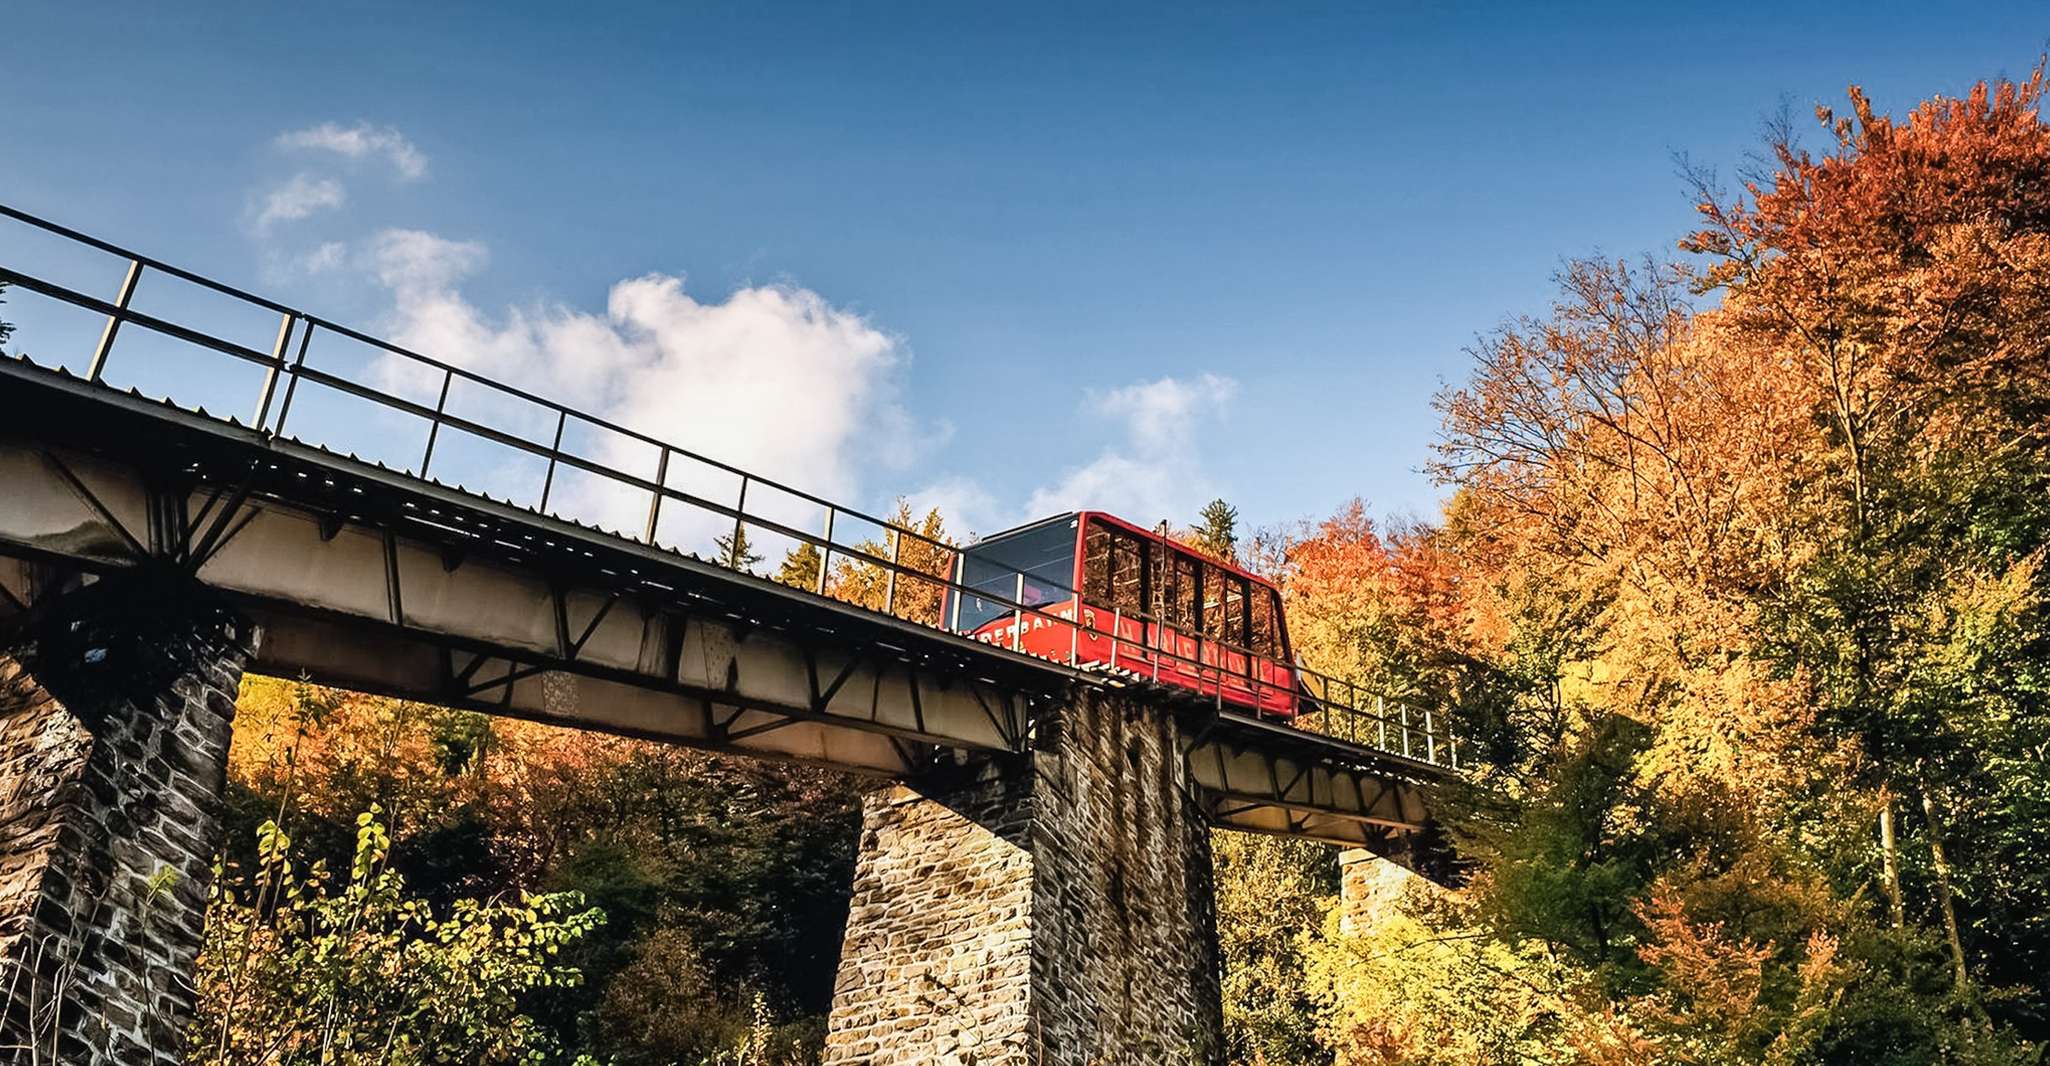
[
  {"x1": 905, "y1": 475, "x2": 1005, "y2": 540},
  {"x1": 1020, "y1": 373, "x2": 1237, "y2": 525},
  {"x1": 299, "y1": 241, "x2": 349, "y2": 274},
  {"x1": 360, "y1": 228, "x2": 927, "y2": 548},
  {"x1": 277, "y1": 121, "x2": 428, "y2": 181},
  {"x1": 369, "y1": 229, "x2": 489, "y2": 292},
  {"x1": 255, "y1": 173, "x2": 346, "y2": 230}
]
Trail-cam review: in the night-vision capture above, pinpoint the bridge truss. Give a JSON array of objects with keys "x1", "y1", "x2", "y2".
[{"x1": 0, "y1": 202, "x2": 1454, "y2": 851}]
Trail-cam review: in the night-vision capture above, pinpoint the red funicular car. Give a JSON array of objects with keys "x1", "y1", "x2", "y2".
[{"x1": 942, "y1": 512, "x2": 1298, "y2": 717}]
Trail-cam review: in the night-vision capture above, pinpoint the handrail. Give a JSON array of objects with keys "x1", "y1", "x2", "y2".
[
  {"x1": 0, "y1": 201, "x2": 1464, "y2": 772},
  {"x1": 0, "y1": 202, "x2": 963, "y2": 565}
]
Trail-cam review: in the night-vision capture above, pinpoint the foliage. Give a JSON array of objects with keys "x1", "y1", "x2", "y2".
[
  {"x1": 1229, "y1": 66, "x2": 2050, "y2": 1066},
  {"x1": 716, "y1": 525, "x2": 766, "y2": 573},
  {"x1": 1214, "y1": 832, "x2": 1335, "y2": 1064},
  {"x1": 189, "y1": 807, "x2": 604, "y2": 1065},
  {"x1": 823, "y1": 497, "x2": 954, "y2": 625},
  {"x1": 774, "y1": 541, "x2": 823, "y2": 591},
  {"x1": 217, "y1": 678, "x2": 857, "y2": 1064},
  {"x1": 1303, "y1": 874, "x2": 1579, "y2": 1065},
  {"x1": 1194, "y1": 498, "x2": 1242, "y2": 561},
  {"x1": 1366, "y1": 66, "x2": 2050, "y2": 1065}
]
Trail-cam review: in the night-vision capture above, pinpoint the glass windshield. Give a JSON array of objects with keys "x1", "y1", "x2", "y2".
[{"x1": 948, "y1": 517, "x2": 1079, "y2": 633}]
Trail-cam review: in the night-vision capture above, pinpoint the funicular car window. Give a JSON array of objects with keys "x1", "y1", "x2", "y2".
[
  {"x1": 951, "y1": 518, "x2": 1077, "y2": 633},
  {"x1": 1155, "y1": 548, "x2": 1198, "y2": 632},
  {"x1": 1082, "y1": 521, "x2": 1151, "y2": 617},
  {"x1": 1202, "y1": 564, "x2": 1248, "y2": 647},
  {"x1": 1250, "y1": 585, "x2": 1279, "y2": 657}
]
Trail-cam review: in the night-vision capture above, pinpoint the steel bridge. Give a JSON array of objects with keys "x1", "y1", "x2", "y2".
[{"x1": 0, "y1": 203, "x2": 1455, "y2": 853}]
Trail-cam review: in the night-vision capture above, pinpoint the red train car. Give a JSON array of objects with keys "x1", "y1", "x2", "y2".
[{"x1": 942, "y1": 511, "x2": 1297, "y2": 716}]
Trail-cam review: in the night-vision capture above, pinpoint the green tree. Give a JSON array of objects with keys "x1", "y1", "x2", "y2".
[
  {"x1": 191, "y1": 807, "x2": 604, "y2": 1065},
  {"x1": 1192, "y1": 498, "x2": 1239, "y2": 561},
  {"x1": 715, "y1": 525, "x2": 765, "y2": 573},
  {"x1": 775, "y1": 541, "x2": 823, "y2": 591},
  {"x1": 1214, "y1": 832, "x2": 1334, "y2": 1064}
]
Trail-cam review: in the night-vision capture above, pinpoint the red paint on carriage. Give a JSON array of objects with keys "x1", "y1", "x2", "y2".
[{"x1": 943, "y1": 511, "x2": 1298, "y2": 717}]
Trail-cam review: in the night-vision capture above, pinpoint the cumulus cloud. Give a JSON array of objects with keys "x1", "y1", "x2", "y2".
[
  {"x1": 278, "y1": 121, "x2": 428, "y2": 180},
  {"x1": 369, "y1": 229, "x2": 489, "y2": 292},
  {"x1": 1020, "y1": 373, "x2": 1237, "y2": 525},
  {"x1": 904, "y1": 475, "x2": 1005, "y2": 540},
  {"x1": 360, "y1": 228, "x2": 925, "y2": 548},
  {"x1": 298, "y1": 240, "x2": 349, "y2": 274},
  {"x1": 255, "y1": 173, "x2": 346, "y2": 230}
]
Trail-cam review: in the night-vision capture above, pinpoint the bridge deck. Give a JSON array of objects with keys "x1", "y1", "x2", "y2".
[{"x1": 0, "y1": 202, "x2": 1453, "y2": 848}]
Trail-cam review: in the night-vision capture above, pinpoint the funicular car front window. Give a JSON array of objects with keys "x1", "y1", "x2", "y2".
[{"x1": 950, "y1": 519, "x2": 1078, "y2": 633}]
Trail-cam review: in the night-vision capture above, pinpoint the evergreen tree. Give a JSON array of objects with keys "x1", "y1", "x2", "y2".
[
  {"x1": 776, "y1": 541, "x2": 823, "y2": 591},
  {"x1": 714, "y1": 524, "x2": 764, "y2": 573},
  {"x1": 1192, "y1": 498, "x2": 1239, "y2": 561}
]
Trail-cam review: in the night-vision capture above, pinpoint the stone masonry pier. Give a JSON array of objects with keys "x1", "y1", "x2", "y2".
[
  {"x1": 0, "y1": 576, "x2": 248, "y2": 1065},
  {"x1": 824, "y1": 689, "x2": 1223, "y2": 1065}
]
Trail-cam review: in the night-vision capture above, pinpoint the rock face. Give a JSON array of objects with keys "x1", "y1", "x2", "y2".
[
  {"x1": 0, "y1": 585, "x2": 248, "y2": 1065},
  {"x1": 824, "y1": 689, "x2": 1223, "y2": 1065}
]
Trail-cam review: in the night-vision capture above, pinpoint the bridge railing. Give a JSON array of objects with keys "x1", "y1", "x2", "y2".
[{"x1": 0, "y1": 202, "x2": 1462, "y2": 773}]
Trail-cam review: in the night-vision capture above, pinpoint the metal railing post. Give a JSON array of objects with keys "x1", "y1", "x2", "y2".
[
  {"x1": 644, "y1": 447, "x2": 670, "y2": 544},
  {"x1": 1377, "y1": 694, "x2": 1387, "y2": 751},
  {"x1": 1400, "y1": 702, "x2": 1412, "y2": 759},
  {"x1": 1424, "y1": 706, "x2": 1437, "y2": 764},
  {"x1": 419, "y1": 368, "x2": 453, "y2": 477},
  {"x1": 1109, "y1": 607, "x2": 1121, "y2": 669},
  {"x1": 1152, "y1": 616, "x2": 1162, "y2": 682},
  {"x1": 538, "y1": 409, "x2": 568, "y2": 512},
  {"x1": 816, "y1": 508, "x2": 836, "y2": 595},
  {"x1": 1012, "y1": 573, "x2": 1027, "y2": 652},
  {"x1": 729, "y1": 475, "x2": 750, "y2": 569},
  {"x1": 252, "y1": 312, "x2": 296, "y2": 430},
  {"x1": 270, "y1": 321, "x2": 315, "y2": 439},
  {"x1": 86, "y1": 259, "x2": 142, "y2": 382},
  {"x1": 883, "y1": 527, "x2": 900, "y2": 614}
]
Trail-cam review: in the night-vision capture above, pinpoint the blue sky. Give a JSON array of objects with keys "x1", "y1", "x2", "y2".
[{"x1": 4, "y1": 2, "x2": 2045, "y2": 545}]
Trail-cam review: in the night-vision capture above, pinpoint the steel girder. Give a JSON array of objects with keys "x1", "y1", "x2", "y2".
[{"x1": 0, "y1": 360, "x2": 1448, "y2": 845}]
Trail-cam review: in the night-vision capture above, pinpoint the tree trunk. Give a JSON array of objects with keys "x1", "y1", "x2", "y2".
[
  {"x1": 1920, "y1": 789, "x2": 1970, "y2": 993},
  {"x1": 1878, "y1": 790, "x2": 1904, "y2": 928}
]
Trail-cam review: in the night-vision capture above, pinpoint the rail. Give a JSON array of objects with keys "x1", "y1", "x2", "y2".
[{"x1": 0, "y1": 202, "x2": 1462, "y2": 772}]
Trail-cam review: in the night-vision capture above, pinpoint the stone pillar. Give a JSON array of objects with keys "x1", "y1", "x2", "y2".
[
  {"x1": 1337, "y1": 848, "x2": 1426, "y2": 936},
  {"x1": 824, "y1": 690, "x2": 1222, "y2": 1066},
  {"x1": 0, "y1": 578, "x2": 249, "y2": 1065}
]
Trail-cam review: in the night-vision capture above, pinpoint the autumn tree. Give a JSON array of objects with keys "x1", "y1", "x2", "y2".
[
  {"x1": 824, "y1": 499, "x2": 954, "y2": 626},
  {"x1": 1394, "y1": 67, "x2": 2050, "y2": 1063},
  {"x1": 775, "y1": 541, "x2": 823, "y2": 591}
]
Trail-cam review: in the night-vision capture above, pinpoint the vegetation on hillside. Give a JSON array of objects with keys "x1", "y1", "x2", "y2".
[
  {"x1": 196, "y1": 679, "x2": 859, "y2": 1064},
  {"x1": 1267, "y1": 69, "x2": 2050, "y2": 1064}
]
